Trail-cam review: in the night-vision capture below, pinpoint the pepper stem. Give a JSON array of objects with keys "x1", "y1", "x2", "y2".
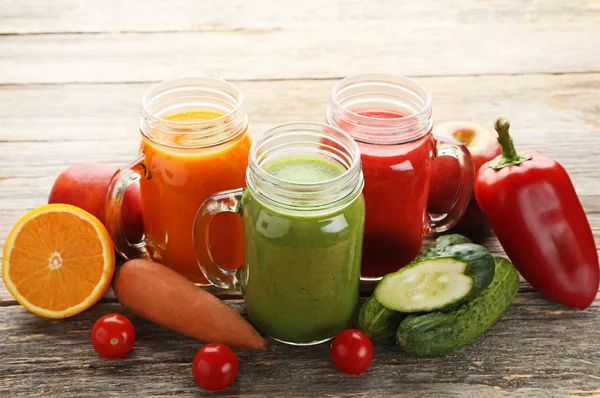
[{"x1": 489, "y1": 117, "x2": 531, "y2": 170}]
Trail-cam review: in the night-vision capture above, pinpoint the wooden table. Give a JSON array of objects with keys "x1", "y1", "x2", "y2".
[{"x1": 1, "y1": 1, "x2": 599, "y2": 396}]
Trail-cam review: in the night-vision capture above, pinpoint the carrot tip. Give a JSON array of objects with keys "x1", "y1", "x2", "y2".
[{"x1": 257, "y1": 339, "x2": 270, "y2": 351}]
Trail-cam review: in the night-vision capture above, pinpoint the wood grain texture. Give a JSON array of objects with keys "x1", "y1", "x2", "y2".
[
  {"x1": 2, "y1": 0, "x2": 600, "y2": 395},
  {"x1": 1, "y1": 74, "x2": 599, "y2": 142},
  {"x1": 1, "y1": 296, "x2": 599, "y2": 397},
  {"x1": 1, "y1": 23, "x2": 599, "y2": 84},
  {"x1": 3, "y1": 0, "x2": 599, "y2": 34}
]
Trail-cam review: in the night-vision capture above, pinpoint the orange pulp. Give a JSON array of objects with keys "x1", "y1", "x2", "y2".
[{"x1": 2, "y1": 204, "x2": 115, "y2": 318}]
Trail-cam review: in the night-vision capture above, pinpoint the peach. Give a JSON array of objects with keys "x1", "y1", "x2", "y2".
[
  {"x1": 428, "y1": 121, "x2": 502, "y2": 232},
  {"x1": 48, "y1": 163, "x2": 143, "y2": 243}
]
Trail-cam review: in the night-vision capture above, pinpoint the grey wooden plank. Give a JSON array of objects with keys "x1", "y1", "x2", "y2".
[
  {"x1": 1, "y1": 74, "x2": 599, "y2": 143},
  {"x1": 0, "y1": 295, "x2": 598, "y2": 397},
  {"x1": 2, "y1": 0, "x2": 598, "y2": 34},
  {"x1": 0, "y1": 24, "x2": 599, "y2": 84}
]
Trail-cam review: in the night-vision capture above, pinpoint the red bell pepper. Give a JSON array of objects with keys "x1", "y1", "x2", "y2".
[{"x1": 474, "y1": 117, "x2": 599, "y2": 309}]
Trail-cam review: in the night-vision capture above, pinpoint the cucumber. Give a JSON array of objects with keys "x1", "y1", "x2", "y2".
[
  {"x1": 358, "y1": 295, "x2": 405, "y2": 343},
  {"x1": 396, "y1": 257, "x2": 520, "y2": 357},
  {"x1": 375, "y1": 242, "x2": 495, "y2": 312},
  {"x1": 357, "y1": 234, "x2": 484, "y2": 341}
]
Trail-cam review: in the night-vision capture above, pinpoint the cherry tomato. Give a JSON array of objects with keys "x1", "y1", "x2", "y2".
[
  {"x1": 91, "y1": 313, "x2": 135, "y2": 359},
  {"x1": 330, "y1": 329, "x2": 373, "y2": 375},
  {"x1": 192, "y1": 343, "x2": 239, "y2": 391}
]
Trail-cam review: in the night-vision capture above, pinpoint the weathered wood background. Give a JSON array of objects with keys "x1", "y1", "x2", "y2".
[{"x1": 1, "y1": 1, "x2": 599, "y2": 396}]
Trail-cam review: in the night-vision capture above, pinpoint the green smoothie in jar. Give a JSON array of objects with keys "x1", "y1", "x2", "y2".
[
  {"x1": 240, "y1": 157, "x2": 365, "y2": 345},
  {"x1": 195, "y1": 122, "x2": 365, "y2": 346}
]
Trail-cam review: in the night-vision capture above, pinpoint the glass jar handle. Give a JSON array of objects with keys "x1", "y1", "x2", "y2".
[
  {"x1": 105, "y1": 153, "x2": 151, "y2": 260},
  {"x1": 193, "y1": 188, "x2": 244, "y2": 290},
  {"x1": 428, "y1": 136, "x2": 474, "y2": 233}
]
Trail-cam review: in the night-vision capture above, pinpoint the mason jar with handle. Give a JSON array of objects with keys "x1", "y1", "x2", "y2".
[
  {"x1": 106, "y1": 77, "x2": 251, "y2": 284},
  {"x1": 194, "y1": 122, "x2": 365, "y2": 346},
  {"x1": 326, "y1": 73, "x2": 474, "y2": 280}
]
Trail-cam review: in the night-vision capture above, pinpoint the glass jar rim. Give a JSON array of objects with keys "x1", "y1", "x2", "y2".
[
  {"x1": 139, "y1": 77, "x2": 248, "y2": 149},
  {"x1": 250, "y1": 121, "x2": 361, "y2": 186},
  {"x1": 140, "y1": 77, "x2": 245, "y2": 129},
  {"x1": 330, "y1": 73, "x2": 432, "y2": 123},
  {"x1": 247, "y1": 121, "x2": 364, "y2": 211},
  {"x1": 327, "y1": 73, "x2": 433, "y2": 144}
]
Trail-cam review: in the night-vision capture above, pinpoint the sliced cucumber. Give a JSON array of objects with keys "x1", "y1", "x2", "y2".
[
  {"x1": 396, "y1": 256, "x2": 520, "y2": 357},
  {"x1": 375, "y1": 258, "x2": 473, "y2": 312},
  {"x1": 357, "y1": 235, "x2": 494, "y2": 339},
  {"x1": 375, "y1": 243, "x2": 495, "y2": 313}
]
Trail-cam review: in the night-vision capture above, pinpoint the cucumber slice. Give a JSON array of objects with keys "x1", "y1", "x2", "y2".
[
  {"x1": 358, "y1": 235, "x2": 477, "y2": 340},
  {"x1": 375, "y1": 258, "x2": 473, "y2": 312},
  {"x1": 375, "y1": 242, "x2": 495, "y2": 313}
]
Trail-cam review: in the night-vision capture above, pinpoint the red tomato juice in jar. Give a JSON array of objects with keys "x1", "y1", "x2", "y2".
[
  {"x1": 326, "y1": 74, "x2": 474, "y2": 280},
  {"x1": 357, "y1": 110, "x2": 436, "y2": 277}
]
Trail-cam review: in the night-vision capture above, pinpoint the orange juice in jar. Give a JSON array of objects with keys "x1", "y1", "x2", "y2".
[{"x1": 106, "y1": 77, "x2": 250, "y2": 284}]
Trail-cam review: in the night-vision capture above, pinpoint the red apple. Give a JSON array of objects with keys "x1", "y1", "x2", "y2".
[
  {"x1": 428, "y1": 121, "x2": 502, "y2": 231},
  {"x1": 48, "y1": 162, "x2": 143, "y2": 242}
]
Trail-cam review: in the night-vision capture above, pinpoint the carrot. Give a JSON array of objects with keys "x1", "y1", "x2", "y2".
[{"x1": 113, "y1": 259, "x2": 268, "y2": 350}]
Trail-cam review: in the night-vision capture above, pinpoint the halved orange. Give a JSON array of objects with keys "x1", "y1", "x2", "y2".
[{"x1": 2, "y1": 204, "x2": 115, "y2": 318}]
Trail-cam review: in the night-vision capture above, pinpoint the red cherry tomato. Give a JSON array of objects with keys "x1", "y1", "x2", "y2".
[
  {"x1": 330, "y1": 329, "x2": 374, "y2": 375},
  {"x1": 192, "y1": 343, "x2": 239, "y2": 391},
  {"x1": 91, "y1": 313, "x2": 135, "y2": 359}
]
